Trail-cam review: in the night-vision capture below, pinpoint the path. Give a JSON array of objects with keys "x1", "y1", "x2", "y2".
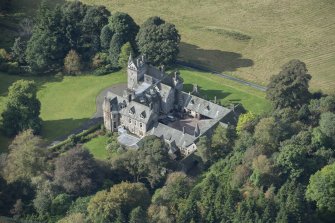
[
  {"x1": 49, "y1": 61, "x2": 266, "y2": 146},
  {"x1": 49, "y1": 83, "x2": 127, "y2": 146},
  {"x1": 177, "y1": 60, "x2": 268, "y2": 92}
]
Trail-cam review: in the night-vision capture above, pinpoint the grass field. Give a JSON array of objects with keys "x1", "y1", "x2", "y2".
[
  {"x1": 80, "y1": 0, "x2": 335, "y2": 93},
  {"x1": 0, "y1": 71, "x2": 126, "y2": 152},
  {"x1": 0, "y1": 68, "x2": 269, "y2": 153},
  {"x1": 84, "y1": 135, "x2": 109, "y2": 160},
  {"x1": 179, "y1": 67, "x2": 271, "y2": 114}
]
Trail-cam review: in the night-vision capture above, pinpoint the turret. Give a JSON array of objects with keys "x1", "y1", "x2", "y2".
[{"x1": 127, "y1": 54, "x2": 147, "y2": 90}]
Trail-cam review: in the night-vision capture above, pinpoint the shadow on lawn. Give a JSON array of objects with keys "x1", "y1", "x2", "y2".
[
  {"x1": 179, "y1": 42, "x2": 254, "y2": 72},
  {"x1": 42, "y1": 117, "x2": 102, "y2": 143},
  {"x1": 184, "y1": 84, "x2": 231, "y2": 101},
  {"x1": 0, "y1": 74, "x2": 64, "y2": 97}
]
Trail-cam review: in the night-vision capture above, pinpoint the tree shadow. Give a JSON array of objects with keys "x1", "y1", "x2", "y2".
[
  {"x1": 179, "y1": 42, "x2": 254, "y2": 72},
  {"x1": 0, "y1": 73, "x2": 64, "y2": 97},
  {"x1": 41, "y1": 117, "x2": 102, "y2": 143},
  {"x1": 183, "y1": 83, "x2": 231, "y2": 101}
]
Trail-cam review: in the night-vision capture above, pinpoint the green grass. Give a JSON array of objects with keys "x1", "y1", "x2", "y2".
[
  {"x1": 84, "y1": 135, "x2": 109, "y2": 160},
  {"x1": 179, "y1": 67, "x2": 271, "y2": 114},
  {"x1": 0, "y1": 71, "x2": 126, "y2": 152},
  {"x1": 0, "y1": 67, "x2": 269, "y2": 153},
  {"x1": 80, "y1": 0, "x2": 335, "y2": 93}
]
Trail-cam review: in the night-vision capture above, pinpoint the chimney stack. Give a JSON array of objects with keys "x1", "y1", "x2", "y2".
[{"x1": 194, "y1": 123, "x2": 200, "y2": 137}]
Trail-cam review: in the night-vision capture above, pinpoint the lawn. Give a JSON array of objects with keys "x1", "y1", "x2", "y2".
[
  {"x1": 80, "y1": 0, "x2": 335, "y2": 93},
  {"x1": 0, "y1": 71, "x2": 126, "y2": 152},
  {"x1": 179, "y1": 67, "x2": 271, "y2": 115},
  {"x1": 0, "y1": 67, "x2": 269, "y2": 153},
  {"x1": 83, "y1": 135, "x2": 109, "y2": 160}
]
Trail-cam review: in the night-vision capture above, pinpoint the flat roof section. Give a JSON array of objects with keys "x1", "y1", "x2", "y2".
[{"x1": 117, "y1": 133, "x2": 141, "y2": 149}]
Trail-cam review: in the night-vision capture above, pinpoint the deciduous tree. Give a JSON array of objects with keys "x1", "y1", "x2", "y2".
[
  {"x1": 64, "y1": 50, "x2": 81, "y2": 75},
  {"x1": 136, "y1": 16, "x2": 180, "y2": 66},
  {"x1": 54, "y1": 147, "x2": 102, "y2": 196},
  {"x1": 3, "y1": 130, "x2": 46, "y2": 182},
  {"x1": 306, "y1": 162, "x2": 335, "y2": 213},
  {"x1": 1, "y1": 80, "x2": 41, "y2": 136},
  {"x1": 266, "y1": 59, "x2": 311, "y2": 109},
  {"x1": 87, "y1": 182, "x2": 150, "y2": 222}
]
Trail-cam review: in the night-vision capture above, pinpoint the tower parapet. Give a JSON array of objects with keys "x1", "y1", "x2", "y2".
[{"x1": 127, "y1": 54, "x2": 147, "y2": 90}]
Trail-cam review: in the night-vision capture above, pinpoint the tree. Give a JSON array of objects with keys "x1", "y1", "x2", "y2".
[
  {"x1": 0, "y1": 48, "x2": 9, "y2": 64},
  {"x1": 197, "y1": 136, "x2": 212, "y2": 164},
  {"x1": 102, "y1": 12, "x2": 139, "y2": 51},
  {"x1": 150, "y1": 172, "x2": 193, "y2": 222},
  {"x1": 254, "y1": 117, "x2": 282, "y2": 148},
  {"x1": 136, "y1": 16, "x2": 180, "y2": 66},
  {"x1": 58, "y1": 213, "x2": 86, "y2": 223},
  {"x1": 50, "y1": 193, "x2": 72, "y2": 216},
  {"x1": 54, "y1": 147, "x2": 102, "y2": 196},
  {"x1": 266, "y1": 59, "x2": 311, "y2": 109},
  {"x1": 250, "y1": 155, "x2": 275, "y2": 187},
  {"x1": 319, "y1": 112, "x2": 335, "y2": 140},
  {"x1": 3, "y1": 130, "x2": 46, "y2": 183},
  {"x1": 236, "y1": 112, "x2": 256, "y2": 134},
  {"x1": 33, "y1": 179, "x2": 56, "y2": 217},
  {"x1": 211, "y1": 125, "x2": 235, "y2": 159},
  {"x1": 306, "y1": 162, "x2": 335, "y2": 213},
  {"x1": 67, "y1": 196, "x2": 91, "y2": 216},
  {"x1": 0, "y1": 0, "x2": 11, "y2": 11},
  {"x1": 276, "y1": 144, "x2": 308, "y2": 179},
  {"x1": 113, "y1": 136, "x2": 169, "y2": 187},
  {"x1": 108, "y1": 33, "x2": 124, "y2": 67},
  {"x1": 81, "y1": 5, "x2": 110, "y2": 58},
  {"x1": 118, "y1": 42, "x2": 133, "y2": 68},
  {"x1": 11, "y1": 37, "x2": 26, "y2": 65},
  {"x1": 129, "y1": 206, "x2": 147, "y2": 223},
  {"x1": 64, "y1": 50, "x2": 81, "y2": 75},
  {"x1": 100, "y1": 25, "x2": 114, "y2": 51},
  {"x1": 25, "y1": 4, "x2": 67, "y2": 72},
  {"x1": 319, "y1": 95, "x2": 335, "y2": 113},
  {"x1": 87, "y1": 182, "x2": 150, "y2": 222},
  {"x1": 1, "y1": 80, "x2": 41, "y2": 136}
]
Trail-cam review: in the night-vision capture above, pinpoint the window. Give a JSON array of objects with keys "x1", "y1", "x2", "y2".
[
  {"x1": 129, "y1": 118, "x2": 131, "y2": 123},
  {"x1": 113, "y1": 122, "x2": 117, "y2": 128},
  {"x1": 140, "y1": 123, "x2": 143, "y2": 128},
  {"x1": 135, "y1": 121, "x2": 137, "y2": 126}
]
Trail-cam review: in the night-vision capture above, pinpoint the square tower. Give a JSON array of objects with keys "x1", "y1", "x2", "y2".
[{"x1": 127, "y1": 54, "x2": 147, "y2": 90}]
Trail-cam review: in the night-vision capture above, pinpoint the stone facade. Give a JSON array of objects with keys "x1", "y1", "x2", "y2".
[{"x1": 103, "y1": 54, "x2": 236, "y2": 156}]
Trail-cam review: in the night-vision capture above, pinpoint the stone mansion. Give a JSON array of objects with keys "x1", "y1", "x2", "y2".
[{"x1": 103, "y1": 55, "x2": 238, "y2": 156}]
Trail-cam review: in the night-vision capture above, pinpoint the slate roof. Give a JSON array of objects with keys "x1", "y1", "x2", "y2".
[
  {"x1": 119, "y1": 100, "x2": 154, "y2": 124},
  {"x1": 106, "y1": 91, "x2": 155, "y2": 124},
  {"x1": 158, "y1": 83, "x2": 173, "y2": 102},
  {"x1": 150, "y1": 123, "x2": 196, "y2": 148},
  {"x1": 179, "y1": 92, "x2": 231, "y2": 119},
  {"x1": 150, "y1": 117, "x2": 222, "y2": 149}
]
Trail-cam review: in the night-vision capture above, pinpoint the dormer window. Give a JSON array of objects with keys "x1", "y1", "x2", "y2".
[
  {"x1": 129, "y1": 106, "x2": 135, "y2": 114},
  {"x1": 206, "y1": 105, "x2": 210, "y2": 111},
  {"x1": 140, "y1": 111, "x2": 146, "y2": 119},
  {"x1": 190, "y1": 99, "x2": 195, "y2": 105}
]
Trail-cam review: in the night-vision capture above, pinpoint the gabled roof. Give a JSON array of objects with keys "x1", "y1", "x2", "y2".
[
  {"x1": 159, "y1": 83, "x2": 173, "y2": 102},
  {"x1": 179, "y1": 92, "x2": 231, "y2": 119},
  {"x1": 119, "y1": 100, "x2": 154, "y2": 124},
  {"x1": 106, "y1": 91, "x2": 155, "y2": 124},
  {"x1": 150, "y1": 123, "x2": 196, "y2": 148}
]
